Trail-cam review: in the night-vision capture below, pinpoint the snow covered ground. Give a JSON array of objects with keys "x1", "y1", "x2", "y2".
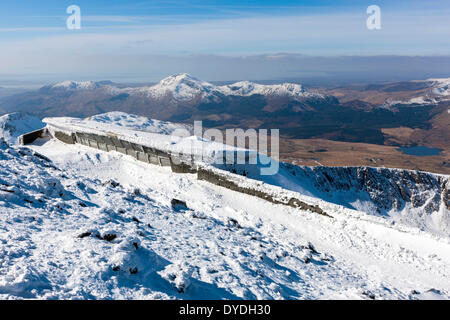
[
  {"x1": 428, "y1": 78, "x2": 450, "y2": 96},
  {"x1": 43, "y1": 113, "x2": 450, "y2": 237},
  {"x1": 0, "y1": 112, "x2": 449, "y2": 300},
  {"x1": 86, "y1": 112, "x2": 192, "y2": 136},
  {"x1": 0, "y1": 113, "x2": 44, "y2": 145},
  {"x1": 384, "y1": 77, "x2": 450, "y2": 107}
]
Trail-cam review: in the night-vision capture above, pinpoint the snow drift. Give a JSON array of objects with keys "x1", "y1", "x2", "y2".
[{"x1": 0, "y1": 112, "x2": 44, "y2": 145}]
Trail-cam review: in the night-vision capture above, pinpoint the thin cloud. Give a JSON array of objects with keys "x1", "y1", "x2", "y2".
[{"x1": 0, "y1": 8, "x2": 449, "y2": 82}]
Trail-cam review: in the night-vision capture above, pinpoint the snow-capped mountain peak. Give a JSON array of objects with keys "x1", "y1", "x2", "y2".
[
  {"x1": 158, "y1": 73, "x2": 206, "y2": 87},
  {"x1": 42, "y1": 74, "x2": 327, "y2": 102},
  {"x1": 129, "y1": 74, "x2": 326, "y2": 102},
  {"x1": 52, "y1": 80, "x2": 97, "y2": 90},
  {"x1": 142, "y1": 73, "x2": 216, "y2": 101},
  {"x1": 427, "y1": 77, "x2": 450, "y2": 96},
  {"x1": 47, "y1": 80, "x2": 116, "y2": 91},
  {"x1": 222, "y1": 81, "x2": 309, "y2": 97}
]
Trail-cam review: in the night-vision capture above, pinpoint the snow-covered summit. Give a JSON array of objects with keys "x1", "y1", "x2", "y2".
[
  {"x1": 134, "y1": 74, "x2": 325, "y2": 101},
  {"x1": 221, "y1": 81, "x2": 307, "y2": 97},
  {"x1": 426, "y1": 78, "x2": 450, "y2": 96},
  {"x1": 51, "y1": 80, "x2": 97, "y2": 90},
  {"x1": 133, "y1": 73, "x2": 217, "y2": 101}
]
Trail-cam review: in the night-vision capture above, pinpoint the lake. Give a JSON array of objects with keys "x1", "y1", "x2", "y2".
[{"x1": 397, "y1": 146, "x2": 443, "y2": 156}]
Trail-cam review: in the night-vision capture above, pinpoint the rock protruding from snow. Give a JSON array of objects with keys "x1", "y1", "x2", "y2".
[
  {"x1": 282, "y1": 164, "x2": 450, "y2": 236},
  {"x1": 171, "y1": 199, "x2": 189, "y2": 211},
  {"x1": 133, "y1": 74, "x2": 326, "y2": 102},
  {"x1": 159, "y1": 261, "x2": 194, "y2": 293}
]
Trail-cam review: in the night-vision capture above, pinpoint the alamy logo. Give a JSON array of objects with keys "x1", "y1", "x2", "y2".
[
  {"x1": 366, "y1": 5, "x2": 381, "y2": 30},
  {"x1": 66, "y1": 5, "x2": 81, "y2": 30},
  {"x1": 170, "y1": 121, "x2": 280, "y2": 176}
]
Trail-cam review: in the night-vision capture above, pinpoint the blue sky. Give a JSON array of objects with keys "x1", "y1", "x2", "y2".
[
  {"x1": 0, "y1": 0, "x2": 450, "y2": 83},
  {"x1": 1, "y1": 0, "x2": 445, "y2": 31}
]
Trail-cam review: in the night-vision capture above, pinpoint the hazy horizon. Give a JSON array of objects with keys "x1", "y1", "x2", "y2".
[
  {"x1": 1, "y1": 0, "x2": 450, "y2": 85},
  {"x1": 2, "y1": 53, "x2": 450, "y2": 89}
]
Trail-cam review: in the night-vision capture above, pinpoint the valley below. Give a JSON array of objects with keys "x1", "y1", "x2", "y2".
[{"x1": 279, "y1": 137, "x2": 450, "y2": 175}]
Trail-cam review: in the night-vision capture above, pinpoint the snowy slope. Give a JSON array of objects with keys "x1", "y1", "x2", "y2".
[
  {"x1": 0, "y1": 136, "x2": 448, "y2": 300},
  {"x1": 428, "y1": 78, "x2": 450, "y2": 96},
  {"x1": 218, "y1": 162, "x2": 449, "y2": 236},
  {"x1": 42, "y1": 113, "x2": 450, "y2": 236},
  {"x1": 51, "y1": 81, "x2": 98, "y2": 90},
  {"x1": 1, "y1": 112, "x2": 450, "y2": 299},
  {"x1": 385, "y1": 77, "x2": 450, "y2": 106},
  {"x1": 86, "y1": 112, "x2": 192, "y2": 135},
  {"x1": 0, "y1": 112, "x2": 44, "y2": 145},
  {"x1": 281, "y1": 164, "x2": 450, "y2": 236}
]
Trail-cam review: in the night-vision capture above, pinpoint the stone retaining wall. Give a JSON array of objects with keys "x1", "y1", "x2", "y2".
[
  {"x1": 197, "y1": 167, "x2": 331, "y2": 217},
  {"x1": 62, "y1": 130, "x2": 176, "y2": 167},
  {"x1": 20, "y1": 125, "x2": 328, "y2": 217}
]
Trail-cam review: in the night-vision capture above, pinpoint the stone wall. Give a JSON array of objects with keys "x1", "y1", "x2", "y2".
[
  {"x1": 39, "y1": 125, "x2": 329, "y2": 217},
  {"x1": 197, "y1": 167, "x2": 331, "y2": 217},
  {"x1": 63, "y1": 130, "x2": 175, "y2": 167}
]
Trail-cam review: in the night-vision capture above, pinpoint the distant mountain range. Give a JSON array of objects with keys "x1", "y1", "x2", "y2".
[
  {"x1": 26, "y1": 73, "x2": 337, "y2": 121},
  {"x1": 41, "y1": 74, "x2": 327, "y2": 101},
  {"x1": 0, "y1": 74, "x2": 449, "y2": 146}
]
